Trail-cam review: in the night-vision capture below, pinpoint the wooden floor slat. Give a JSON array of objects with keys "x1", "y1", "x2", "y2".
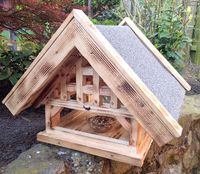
[{"x1": 57, "y1": 110, "x2": 129, "y2": 140}]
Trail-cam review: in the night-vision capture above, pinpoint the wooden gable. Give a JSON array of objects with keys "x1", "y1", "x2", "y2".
[
  {"x1": 36, "y1": 52, "x2": 152, "y2": 166},
  {"x1": 3, "y1": 10, "x2": 190, "y2": 148}
]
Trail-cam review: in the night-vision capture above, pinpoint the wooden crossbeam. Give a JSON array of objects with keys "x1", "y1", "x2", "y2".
[
  {"x1": 49, "y1": 99, "x2": 134, "y2": 118},
  {"x1": 116, "y1": 117, "x2": 131, "y2": 132}
]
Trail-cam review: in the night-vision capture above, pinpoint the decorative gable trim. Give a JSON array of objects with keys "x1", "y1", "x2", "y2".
[{"x1": 3, "y1": 9, "x2": 183, "y2": 146}]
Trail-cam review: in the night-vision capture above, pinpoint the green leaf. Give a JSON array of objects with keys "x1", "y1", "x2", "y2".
[
  {"x1": 159, "y1": 31, "x2": 170, "y2": 39},
  {"x1": 23, "y1": 60, "x2": 32, "y2": 67},
  {"x1": 0, "y1": 69, "x2": 11, "y2": 80},
  {"x1": 9, "y1": 73, "x2": 19, "y2": 85}
]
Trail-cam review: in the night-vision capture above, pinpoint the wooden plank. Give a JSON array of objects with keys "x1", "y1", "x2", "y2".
[
  {"x1": 4, "y1": 9, "x2": 182, "y2": 146},
  {"x1": 82, "y1": 66, "x2": 93, "y2": 76},
  {"x1": 51, "y1": 112, "x2": 61, "y2": 127},
  {"x1": 33, "y1": 76, "x2": 60, "y2": 108},
  {"x1": 60, "y1": 68, "x2": 67, "y2": 100},
  {"x1": 64, "y1": 83, "x2": 111, "y2": 97},
  {"x1": 110, "y1": 91, "x2": 119, "y2": 109},
  {"x1": 2, "y1": 12, "x2": 74, "y2": 104},
  {"x1": 50, "y1": 106, "x2": 63, "y2": 116},
  {"x1": 50, "y1": 99, "x2": 133, "y2": 118},
  {"x1": 93, "y1": 70, "x2": 100, "y2": 106},
  {"x1": 72, "y1": 10, "x2": 182, "y2": 146},
  {"x1": 76, "y1": 58, "x2": 83, "y2": 102},
  {"x1": 129, "y1": 119, "x2": 138, "y2": 147},
  {"x1": 100, "y1": 86, "x2": 111, "y2": 96},
  {"x1": 45, "y1": 103, "x2": 51, "y2": 130},
  {"x1": 59, "y1": 110, "x2": 85, "y2": 127},
  {"x1": 119, "y1": 17, "x2": 191, "y2": 91},
  {"x1": 116, "y1": 117, "x2": 131, "y2": 132},
  {"x1": 138, "y1": 134, "x2": 153, "y2": 161},
  {"x1": 82, "y1": 85, "x2": 94, "y2": 95},
  {"x1": 53, "y1": 126, "x2": 129, "y2": 145},
  {"x1": 4, "y1": 19, "x2": 77, "y2": 115},
  {"x1": 37, "y1": 130, "x2": 143, "y2": 166}
]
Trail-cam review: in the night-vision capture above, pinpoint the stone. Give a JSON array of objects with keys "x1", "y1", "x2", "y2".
[
  {"x1": 162, "y1": 163, "x2": 182, "y2": 174},
  {"x1": 110, "y1": 160, "x2": 132, "y2": 174},
  {"x1": 180, "y1": 95, "x2": 200, "y2": 121},
  {"x1": 183, "y1": 145, "x2": 199, "y2": 170},
  {"x1": 2, "y1": 143, "x2": 104, "y2": 174}
]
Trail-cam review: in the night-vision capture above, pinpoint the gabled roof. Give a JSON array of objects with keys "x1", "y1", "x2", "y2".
[{"x1": 2, "y1": 9, "x2": 190, "y2": 146}]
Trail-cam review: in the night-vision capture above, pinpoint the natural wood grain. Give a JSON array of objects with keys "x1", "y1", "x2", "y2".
[
  {"x1": 2, "y1": 12, "x2": 74, "y2": 104},
  {"x1": 53, "y1": 126, "x2": 128, "y2": 145},
  {"x1": 129, "y1": 119, "x2": 138, "y2": 147},
  {"x1": 50, "y1": 99, "x2": 133, "y2": 118},
  {"x1": 45, "y1": 103, "x2": 51, "y2": 131},
  {"x1": 51, "y1": 112, "x2": 61, "y2": 127},
  {"x1": 5, "y1": 19, "x2": 77, "y2": 115},
  {"x1": 4, "y1": 9, "x2": 182, "y2": 147},
  {"x1": 76, "y1": 58, "x2": 84, "y2": 102},
  {"x1": 116, "y1": 117, "x2": 131, "y2": 132},
  {"x1": 93, "y1": 70, "x2": 100, "y2": 106},
  {"x1": 110, "y1": 91, "x2": 119, "y2": 109},
  {"x1": 37, "y1": 130, "x2": 143, "y2": 166},
  {"x1": 82, "y1": 66, "x2": 93, "y2": 76},
  {"x1": 72, "y1": 10, "x2": 182, "y2": 146}
]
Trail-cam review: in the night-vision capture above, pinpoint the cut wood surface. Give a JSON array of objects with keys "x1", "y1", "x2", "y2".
[
  {"x1": 56, "y1": 110, "x2": 129, "y2": 140},
  {"x1": 73, "y1": 10, "x2": 182, "y2": 146},
  {"x1": 37, "y1": 130, "x2": 144, "y2": 166},
  {"x1": 50, "y1": 99, "x2": 133, "y2": 118},
  {"x1": 2, "y1": 12, "x2": 74, "y2": 104}
]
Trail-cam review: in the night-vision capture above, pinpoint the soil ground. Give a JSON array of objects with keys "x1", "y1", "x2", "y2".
[
  {"x1": 0, "y1": 83, "x2": 45, "y2": 167},
  {"x1": 0, "y1": 63, "x2": 200, "y2": 168}
]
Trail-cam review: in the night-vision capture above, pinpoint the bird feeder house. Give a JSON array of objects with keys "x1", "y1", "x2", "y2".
[{"x1": 3, "y1": 10, "x2": 191, "y2": 166}]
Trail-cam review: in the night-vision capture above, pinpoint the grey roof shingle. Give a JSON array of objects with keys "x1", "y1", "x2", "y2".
[{"x1": 96, "y1": 25, "x2": 185, "y2": 120}]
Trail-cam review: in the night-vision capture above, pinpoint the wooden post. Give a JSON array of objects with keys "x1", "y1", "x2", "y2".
[
  {"x1": 45, "y1": 103, "x2": 51, "y2": 131},
  {"x1": 110, "y1": 92, "x2": 119, "y2": 109},
  {"x1": 76, "y1": 58, "x2": 83, "y2": 102},
  {"x1": 93, "y1": 70, "x2": 100, "y2": 106},
  {"x1": 129, "y1": 119, "x2": 137, "y2": 148},
  {"x1": 60, "y1": 68, "x2": 67, "y2": 100}
]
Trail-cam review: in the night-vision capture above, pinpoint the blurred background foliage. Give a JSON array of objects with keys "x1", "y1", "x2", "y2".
[{"x1": 0, "y1": 0, "x2": 197, "y2": 85}]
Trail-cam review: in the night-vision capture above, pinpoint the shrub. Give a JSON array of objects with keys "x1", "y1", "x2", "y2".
[
  {"x1": 0, "y1": 38, "x2": 42, "y2": 85},
  {"x1": 116, "y1": 0, "x2": 192, "y2": 71}
]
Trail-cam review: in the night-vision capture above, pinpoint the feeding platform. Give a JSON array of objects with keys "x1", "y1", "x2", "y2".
[{"x1": 2, "y1": 10, "x2": 190, "y2": 166}]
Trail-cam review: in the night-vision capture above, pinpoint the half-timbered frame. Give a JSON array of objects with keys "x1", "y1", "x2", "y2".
[{"x1": 2, "y1": 10, "x2": 190, "y2": 166}]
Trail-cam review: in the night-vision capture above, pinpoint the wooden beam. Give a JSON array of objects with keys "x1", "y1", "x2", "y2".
[
  {"x1": 110, "y1": 91, "x2": 119, "y2": 109},
  {"x1": 45, "y1": 103, "x2": 51, "y2": 131},
  {"x1": 37, "y1": 130, "x2": 143, "y2": 166},
  {"x1": 3, "y1": 12, "x2": 74, "y2": 104},
  {"x1": 49, "y1": 99, "x2": 133, "y2": 118},
  {"x1": 82, "y1": 85, "x2": 94, "y2": 95},
  {"x1": 53, "y1": 126, "x2": 128, "y2": 145},
  {"x1": 73, "y1": 10, "x2": 182, "y2": 146},
  {"x1": 116, "y1": 117, "x2": 131, "y2": 132},
  {"x1": 129, "y1": 119, "x2": 138, "y2": 147},
  {"x1": 60, "y1": 68, "x2": 68, "y2": 100},
  {"x1": 33, "y1": 77, "x2": 60, "y2": 108},
  {"x1": 76, "y1": 58, "x2": 84, "y2": 102},
  {"x1": 82, "y1": 66, "x2": 93, "y2": 76},
  {"x1": 119, "y1": 17, "x2": 191, "y2": 91},
  {"x1": 93, "y1": 69, "x2": 100, "y2": 106}
]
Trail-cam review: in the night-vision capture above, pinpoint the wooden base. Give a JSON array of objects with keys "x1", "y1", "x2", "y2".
[{"x1": 37, "y1": 129, "x2": 152, "y2": 166}]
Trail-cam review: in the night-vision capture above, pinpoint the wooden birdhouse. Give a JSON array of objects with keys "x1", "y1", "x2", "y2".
[{"x1": 3, "y1": 10, "x2": 191, "y2": 166}]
